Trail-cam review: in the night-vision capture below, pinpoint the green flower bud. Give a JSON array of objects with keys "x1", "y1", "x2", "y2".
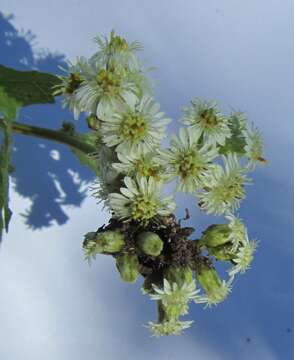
[
  {"x1": 96, "y1": 230, "x2": 125, "y2": 253},
  {"x1": 147, "y1": 301, "x2": 193, "y2": 337},
  {"x1": 116, "y1": 253, "x2": 140, "y2": 283},
  {"x1": 208, "y1": 244, "x2": 236, "y2": 261},
  {"x1": 136, "y1": 231, "x2": 163, "y2": 256},
  {"x1": 83, "y1": 230, "x2": 125, "y2": 261},
  {"x1": 200, "y1": 224, "x2": 231, "y2": 248},
  {"x1": 157, "y1": 300, "x2": 184, "y2": 329},
  {"x1": 196, "y1": 266, "x2": 231, "y2": 306},
  {"x1": 164, "y1": 266, "x2": 193, "y2": 288},
  {"x1": 86, "y1": 114, "x2": 101, "y2": 130}
]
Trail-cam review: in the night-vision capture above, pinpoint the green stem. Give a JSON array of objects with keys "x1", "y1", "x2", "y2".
[{"x1": 0, "y1": 118, "x2": 96, "y2": 154}]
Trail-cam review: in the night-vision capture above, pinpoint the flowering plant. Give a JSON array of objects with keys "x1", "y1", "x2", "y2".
[{"x1": 54, "y1": 31, "x2": 266, "y2": 336}]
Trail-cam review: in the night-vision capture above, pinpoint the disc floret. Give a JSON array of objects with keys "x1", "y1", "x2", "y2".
[{"x1": 108, "y1": 176, "x2": 176, "y2": 224}]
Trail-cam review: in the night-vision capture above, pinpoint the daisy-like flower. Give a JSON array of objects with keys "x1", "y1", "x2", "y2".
[
  {"x1": 53, "y1": 57, "x2": 95, "y2": 119},
  {"x1": 159, "y1": 127, "x2": 218, "y2": 193},
  {"x1": 147, "y1": 319, "x2": 193, "y2": 337},
  {"x1": 112, "y1": 149, "x2": 165, "y2": 181},
  {"x1": 181, "y1": 98, "x2": 231, "y2": 147},
  {"x1": 226, "y1": 213, "x2": 248, "y2": 252},
  {"x1": 76, "y1": 64, "x2": 138, "y2": 120},
  {"x1": 100, "y1": 94, "x2": 170, "y2": 153},
  {"x1": 92, "y1": 30, "x2": 142, "y2": 70},
  {"x1": 243, "y1": 124, "x2": 266, "y2": 170},
  {"x1": 108, "y1": 176, "x2": 176, "y2": 224},
  {"x1": 150, "y1": 279, "x2": 200, "y2": 318},
  {"x1": 228, "y1": 236, "x2": 258, "y2": 278},
  {"x1": 198, "y1": 154, "x2": 251, "y2": 215}
]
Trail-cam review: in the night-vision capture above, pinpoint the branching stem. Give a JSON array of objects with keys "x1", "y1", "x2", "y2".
[{"x1": 0, "y1": 118, "x2": 96, "y2": 154}]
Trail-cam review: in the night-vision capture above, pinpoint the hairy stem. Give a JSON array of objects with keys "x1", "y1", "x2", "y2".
[{"x1": 0, "y1": 118, "x2": 96, "y2": 154}]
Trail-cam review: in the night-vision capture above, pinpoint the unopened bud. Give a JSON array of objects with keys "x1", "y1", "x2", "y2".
[
  {"x1": 83, "y1": 230, "x2": 125, "y2": 260},
  {"x1": 200, "y1": 224, "x2": 231, "y2": 248},
  {"x1": 196, "y1": 266, "x2": 230, "y2": 305},
  {"x1": 137, "y1": 231, "x2": 163, "y2": 256},
  {"x1": 147, "y1": 301, "x2": 193, "y2": 336},
  {"x1": 208, "y1": 244, "x2": 236, "y2": 261},
  {"x1": 87, "y1": 114, "x2": 101, "y2": 130},
  {"x1": 96, "y1": 230, "x2": 125, "y2": 253},
  {"x1": 116, "y1": 253, "x2": 140, "y2": 283}
]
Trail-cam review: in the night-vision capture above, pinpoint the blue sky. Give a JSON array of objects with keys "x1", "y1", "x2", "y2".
[{"x1": 0, "y1": 1, "x2": 294, "y2": 359}]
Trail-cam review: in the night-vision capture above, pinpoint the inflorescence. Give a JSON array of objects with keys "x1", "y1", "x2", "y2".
[{"x1": 54, "y1": 30, "x2": 265, "y2": 337}]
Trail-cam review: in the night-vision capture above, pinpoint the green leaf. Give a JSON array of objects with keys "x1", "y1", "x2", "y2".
[
  {"x1": 0, "y1": 64, "x2": 61, "y2": 240},
  {"x1": 0, "y1": 87, "x2": 21, "y2": 119},
  {"x1": 0, "y1": 88, "x2": 21, "y2": 240},
  {"x1": 0, "y1": 64, "x2": 61, "y2": 107}
]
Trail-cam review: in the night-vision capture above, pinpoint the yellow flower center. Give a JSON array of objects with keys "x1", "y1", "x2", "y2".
[
  {"x1": 120, "y1": 112, "x2": 148, "y2": 142},
  {"x1": 131, "y1": 194, "x2": 158, "y2": 222},
  {"x1": 109, "y1": 35, "x2": 129, "y2": 52},
  {"x1": 177, "y1": 150, "x2": 205, "y2": 179},
  {"x1": 200, "y1": 108, "x2": 219, "y2": 127},
  {"x1": 135, "y1": 159, "x2": 161, "y2": 179},
  {"x1": 96, "y1": 69, "x2": 122, "y2": 94}
]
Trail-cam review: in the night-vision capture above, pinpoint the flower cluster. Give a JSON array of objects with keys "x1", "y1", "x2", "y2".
[{"x1": 56, "y1": 32, "x2": 265, "y2": 337}]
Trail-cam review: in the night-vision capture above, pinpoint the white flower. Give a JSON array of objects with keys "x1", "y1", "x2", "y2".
[
  {"x1": 108, "y1": 176, "x2": 176, "y2": 223},
  {"x1": 181, "y1": 98, "x2": 231, "y2": 147},
  {"x1": 112, "y1": 149, "x2": 165, "y2": 181},
  {"x1": 147, "y1": 319, "x2": 193, "y2": 337},
  {"x1": 243, "y1": 124, "x2": 266, "y2": 170},
  {"x1": 92, "y1": 30, "x2": 142, "y2": 70},
  {"x1": 150, "y1": 279, "x2": 200, "y2": 316},
  {"x1": 228, "y1": 236, "x2": 258, "y2": 278},
  {"x1": 53, "y1": 57, "x2": 95, "y2": 119},
  {"x1": 101, "y1": 94, "x2": 170, "y2": 153},
  {"x1": 76, "y1": 65, "x2": 138, "y2": 120},
  {"x1": 198, "y1": 154, "x2": 251, "y2": 215},
  {"x1": 226, "y1": 213, "x2": 248, "y2": 252},
  {"x1": 159, "y1": 127, "x2": 218, "y2": 193}
]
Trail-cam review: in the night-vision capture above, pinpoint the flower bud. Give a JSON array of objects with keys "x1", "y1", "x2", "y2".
[
  {"x1": 200, "y1": 224, "x2": 231, "y2": 248},
  {"x1": 116, "y1": 253, "x2": 140, "y2": 283},
  {"x1": 196, "y1": 265, "x2": 231, "y2": 306},
  {"x1": 164, "y1": 266, "x2": 193, "y2": 288},
  {"x1": 136, "y1": 231, "x2": 163, "y2": 256},
  {"x1": 147, "y1": 301, "x2": 193, "y2": 336},
  {"x1": 95, "y1": 230, "x2": 125, "y2": 253},
  {"x1": 83, "y1": 230, "x2": 125, "y2": 261},
  {"x1": 208, "y1": 244, "x2": 236, "y2": 261},
  {"x1": 86, "y1": 114, "x2": 101, "y2": 130}
]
